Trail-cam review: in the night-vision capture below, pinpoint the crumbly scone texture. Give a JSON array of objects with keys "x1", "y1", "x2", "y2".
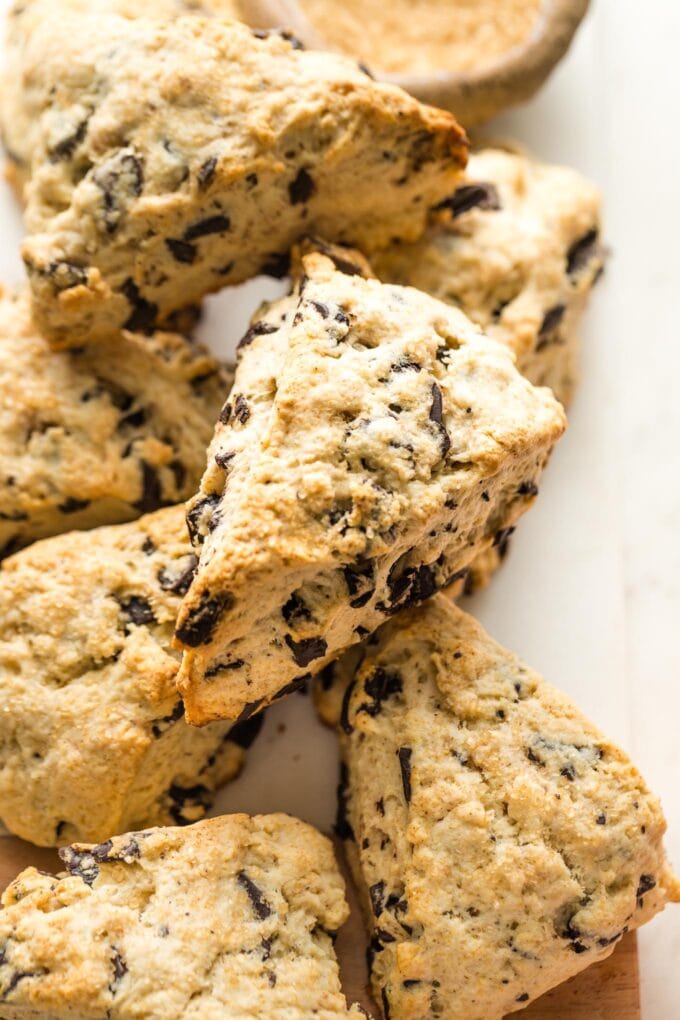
[
  {"x1": 373, "y1": 147, "x2": 605, "y2": 407},
  {"x1": 333, "y1": 597, "x2": 680, "y2": 1020},
  {"x1": 0, "y1": 0, "x2": 242, "y2": 196},
  {"x1": 0, "y1": 814, "x2": 367, "y2": 1019},
  {"x1": 0, "y1": 288, "x2": 228, "y2": 558},
  {"x1": 6, "y1": 10, "x2": 466, "y2": 347},
  {"x1": 0, "y1": 505, "x2": 265, "y2": 848},
  {"x1": 174, "y1": 249, "x2": 565, "y2": 725}
]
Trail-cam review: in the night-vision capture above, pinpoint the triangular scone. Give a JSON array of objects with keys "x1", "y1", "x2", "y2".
[
  {"x1": 2, "y1": 0, "x2": 243, "y2": 194},
  {"x1": 332, "y1": 597, "x2": 679, "y2": 1020},
  {"x1": 174, "y1": 251, "x2": 565, "y2": 724},
  {"x1": 0, "y1": 288, "x2": 229, "y2": 556},
  {"x1": 7, "y1": 10, "x2": 466, "y2": 347},
  {"x1": 0, "y1": 505, "x2": 262, "y2": 848},
  {"x1": 373, "y1": 147, "x2": 605, "y2": 408},
  {"x1": 0, "y1": 815, "x2": 368, "y2": 1018}
]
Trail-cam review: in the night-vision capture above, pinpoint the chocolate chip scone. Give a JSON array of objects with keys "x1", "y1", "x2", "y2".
[
  {"x1": 330, "y1": 597, "x2": 679, "y2": 1019},
  {"x1": 2, "y1": 0, "x2": 245, "y2": 192},
  {"x1": 0, "y1": 505, "x2": 265, "y2": 848},
  {"x1": 373, "y1": 146, "x2": 605, "y2": 408},
  {"x1": 6, "y1": 9, "x2": 466, "y2": 347},
  {"x1": 174, "y1": 249, "x2": 565, "y2": 725},
  {"x1": 0, "y1": 288, "x2": 228, "y2": 558},
  {"x1": 0, "y1": 815, "x2": 368, "y2": 1018}
]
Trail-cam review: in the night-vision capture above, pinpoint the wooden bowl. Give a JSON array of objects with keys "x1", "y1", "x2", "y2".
[{"x1": 245, "y1": 0, "x2": 590, "y2": 126}]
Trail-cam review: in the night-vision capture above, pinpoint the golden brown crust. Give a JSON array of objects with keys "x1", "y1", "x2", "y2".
[
  {"x1": 175, "y1": 248, "x2": 564, "y2": 724},
  {"x1": 5, "y1": 9, "x2": 466, "y2": 346},
  {"x1": 333, "y1": 598, "x2": 679, "y2": 1019}
]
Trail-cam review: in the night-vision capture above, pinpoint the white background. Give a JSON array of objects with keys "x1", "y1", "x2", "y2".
[{"x1": 0, "y1": 1, "x2": 678, "y2": 1015}]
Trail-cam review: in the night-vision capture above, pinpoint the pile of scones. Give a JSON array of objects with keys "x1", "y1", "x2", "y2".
[{"x1": 0, "y1": 1, "x2": 676, "y2": 1018}]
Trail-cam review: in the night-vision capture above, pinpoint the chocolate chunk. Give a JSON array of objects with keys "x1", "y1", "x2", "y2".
[
  {"x1": 637, "y1": 874, "x2": 656, "y2": 898},
  {"x1": 93, "y1": 152, "x2": 144, "y2": 233},
  {"x1": 118, "y1": 407, "x2": 147, "y2": 429},
  {"x1": 237, "y1": 871, "x2": 272, "y2": 920},
  {"x1": 493, "y1": 526, "x2": 515, "y2": 558},
  {"x1": 379, "y1": 559, "x2": 437, "y2": 615},
  {"x1": 560, "y1": 764, "x2": 576, "y2": 781},
  {"x1": 167, "y1": 783, "x2": 211, "y2": 824},
  {"x1": 204, "y1": 658, "x2": 245, "y2": 678},
  {"x1": 215, "y1": 450, "x2": 235, "y2": 470},
  {"x1": 234, "y1": 699, "x2": 264, "y2": 724},
  {"x1": 539, "y1": 304, "x2": 566, "y2": 340},
  {"x1": 151, "y1": 701, "x2": 185, "y2": 738},
  {"x1": 335, "y1": 761, "x2": 355, "y2": 841},
  {"x1": 516, "y1": 993, "x2": 530, "y2": 1003},
  {"x1": 359, "y1": 667, "x2": 402, "y2": 718},
  {"x1": 237, "y1": 320, "x2": 278, "y2": 351},
  {"x1": 196, "y1": 156, "x2": 218, "y2": 190},
  {"x1": 165, "y1": 238, "x2": 197, "y2": 264},
  {"x1": 437, "y1": 182, "x2": 501, "y2": 217},
  {"x1": 282, "y1": 591, "x2": 312, "y2": 625},
  {"x1": 429, "y1": 382, "x2": 451, "y2": 456},
  {"x1": 186, "y1": 494, "x2": 221, "y2": 545},
  {"x1": 343, "y1": 561, "x2": 375, "y2": 608},
  {"x1": 175, "y1": 591, "x2": 233, "y2": 647},
  {"x1": 219, "y1": 401, "x2": 232, "y2": 425},
  {"x1": 134, "y1": 461, "x2": 164, "y2": 513},
  {"x1": 397, "y1": 746, "x2": 412, "y2": 802},
  {"x1": 252, "y1": 27, "x2": 305, "y2": 49},
  {"x1": 117, "y1": 595, "x2": 156, "y2": 627},
  {"x1": 48, "y1": 117, "x2": 89, "y2": 161},
  {"x1": 46, "y1": 260, "x2": 88, "y2": 291},
  {"x1": 58, "y1": 846, "x2": 100, "y2": 886},
  {"x1": 272, "y1": 676, "x2": 309, "y2": 701},
  {"x1": 596, "y1": 812, "x2": 607, "y2": 825},
  {"x1": 305, "y1": 239, "x2": 365, "y2": 277},
  {"x1": 184, "y1": 214, "x2": 231, "y2": 240},
  {"x1": 158, "y1": 554, "x2": 198, "y2": 596},
  {"x1": 260, "y1": 251, "x2": 291, "y2": 278},
  {"x1": 567, "y1": 228, "x2": 599, "y2": 276},
  {"x1": 2, "y1": 970, "x2": 46, "y2": 998},
  {"x1": 227, "y1": 711, "x2": 265, "y2": 749},
  {"x1": 369, "y1": 881, "x2": 386, "y2": 917},
  {"x1": 233, "y1": 394, "x2": 250, "y2": 424},
  {"x1": 392, "y1": 358, "x2": 421, "y2": 373},
  {"x1": 310, "y1": 300, "x2": 330, "y2": 318},
  {"x1": 57, "y1": 497, "x2": 90, "y2": 514},
  {"x1": 121, "y1": 279, "x2": 158, "y2": 334},
  {"x1": 289, "y1": 168, "x2": 315, "y2": 205},
  {"x1": 109, "y1": 948, "x2": 127, "y2": 991},
  {"x1": 0, "y1": 509, "x2": 28, "y2": 521},
  {"x1": 284, "y1": 634, "x2": 327, "y2": 667},
  {"x1": 518, "y1": 480, "x2": 539, "y2": 497},
  {"x1": 340, "y1": 679, "x2": 357, "y2": 736}
]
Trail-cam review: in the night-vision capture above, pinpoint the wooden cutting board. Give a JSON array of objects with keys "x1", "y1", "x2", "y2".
[{"x1": 0, "y1": 834, "x2": 640, "y2": 1018}]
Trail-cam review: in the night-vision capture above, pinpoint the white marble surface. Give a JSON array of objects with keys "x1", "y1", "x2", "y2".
[{"x1": 0, "y1": 0, "x2": 678, "y2": 1015}]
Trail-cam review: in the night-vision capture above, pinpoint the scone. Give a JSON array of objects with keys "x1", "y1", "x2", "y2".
[
  {"x1": 0, "y1": 815, "x2": 368, "y2": 1018},
  {"x1": 5, "y1": 10, "x2": 467, "y2": 347},
  {"x1": 2, "y1": 0, "x2": 245, "y2": 189},
  {"x1": 174, "y1": 248, "x2": 565, "y2": 725},
  {"x1": 373, "y1": 147, "x2": 605, "y2": 408},
  {"x1": 0, "y1": 288, "x2": 228, "y2": 558},
  {"x1": 0, "y1": 505, "x2": 263, "y2": 848},
  {"x1": 328, "y1": 597, "x2": 679, "y2": 1019}
]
